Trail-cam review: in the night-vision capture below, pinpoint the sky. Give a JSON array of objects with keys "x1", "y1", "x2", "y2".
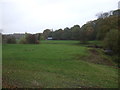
[{"x1": 0, "y1": 0, "x2": 119, "y2": 34}]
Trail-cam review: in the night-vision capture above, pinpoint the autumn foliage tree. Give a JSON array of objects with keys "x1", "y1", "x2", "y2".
[{"x1": 19, "y1": 33, "x2": 39, "y2": 44}]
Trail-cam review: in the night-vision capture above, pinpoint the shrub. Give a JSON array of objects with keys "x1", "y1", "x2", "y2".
[
  {"x1": 19, "y1": 37, "x2": 27, "y2": 44},
  {"x1": 6, "y1": 36, "x2": 16, "y2": 44},
  {"x1": 103, "y1": 29, "x2": 119, "y2": 54},
  {"x1": 25, "y1": 34, "x2": 37, "y2": 44},
  {"x1": 19, "y1": 33, "x2": 39, "y2": 44}
]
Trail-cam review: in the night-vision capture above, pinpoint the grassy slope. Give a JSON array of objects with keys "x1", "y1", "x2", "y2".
[{"x1": 2, "y1": 40, "x2": 118, "y2": 88}]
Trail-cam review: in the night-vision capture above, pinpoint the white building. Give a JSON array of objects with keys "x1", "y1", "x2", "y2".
[{"x1": 47, "y1": 37, "x2": 53, "y2": 40}]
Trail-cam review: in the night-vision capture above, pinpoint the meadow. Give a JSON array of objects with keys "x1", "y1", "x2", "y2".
[{"x1": 2, "y1": 40, "x2": 118, "y2": 88}]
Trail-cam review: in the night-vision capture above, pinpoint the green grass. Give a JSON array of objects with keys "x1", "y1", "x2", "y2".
[
  {"x1": 41, "y1": 40, "x2": 80, "y2": 44},
  {"x1": 85, "y1": 40, "x2": 103, "y2": 46},
  {"x1": 2, "y1": 40, "x2": 118, "y2": 88}
]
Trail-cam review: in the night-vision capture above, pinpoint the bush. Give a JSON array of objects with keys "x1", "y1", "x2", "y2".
[
  {"x1": 25, "y1": 34, "x2": 39, "y2": 44},
  {"x1": 19, "y1": 37, "x2": 27, "y2": 44},
  {"x1": 19, "y1": 33, "x2": 39, "y2": 44},
  {"x1": 103, "y1": 29, "x2": 119, "y2": 54},
  {"x1": 6, "y1": 36, "x2": 16, "y2": 44}
]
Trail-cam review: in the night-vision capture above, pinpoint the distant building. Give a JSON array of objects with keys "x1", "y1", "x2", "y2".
[{"x1": 47, "y1": 37, "x2": 53, "y2": 40}]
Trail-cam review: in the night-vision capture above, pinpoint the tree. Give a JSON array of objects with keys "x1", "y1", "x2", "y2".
[
  {"x1": 39, "y1": 33, "x2": 45, "y2": 40},
  {"x1": 25, "y1": 34, "x2": 39, "y2": 44},
  {"x1": 96, "y1": 15, "x2": 118, "y2": 40},
  {"x1": 113, "y1": 9, "x2": 120, "y2": 16},
  {"x1": 19, "y1": 36, "x2": 27, "y2": 44},
  {"x1": 103, "y1": 29, "x2": 119, "y2": 53},
  {"x1": 79, "y1": 30, "x2": 88, "y2": 44},
  {"x1": 96, "y1": 12, "x2": 109, "y2": 19},
  {"x1": 61, "y1": 27, "x2": 71, "y2": 40},
  {"x1": 52, "y1": 29, "x2": 63, "y2": 40},
  {"x1": 19, "y1": 33, "x2": 39, "y2": 44},
  {"x1": 43, "y1": 29, "x2": 51, "y2": 39},
  {"x1": 79, "y1": 24, "x2": 88, "y2": 44},
  {"x1": 70, "y1": 25, "x2": 80, "y2": 40},
  {"x1": 6, "y1": 36, "x2": 16, "y2": 44},
  {"x1": 81, "y1": 21, "x2": 97, "y2": 40}
]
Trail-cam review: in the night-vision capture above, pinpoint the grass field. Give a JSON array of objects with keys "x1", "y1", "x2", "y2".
[{"x1": 2, "y1": 40, "x2": 118, "y2": 88}]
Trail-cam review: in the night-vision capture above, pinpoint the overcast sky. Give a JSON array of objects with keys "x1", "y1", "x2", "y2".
[{"x1": 0, "y1": 0, "x2": 119, "y2": 34}]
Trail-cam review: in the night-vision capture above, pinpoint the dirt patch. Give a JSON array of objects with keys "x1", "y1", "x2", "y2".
[
  {"x1": 75, "y1": 48, "x2": 115, "y2": 66},
  {"x1": 89, "y1": 49, "x2": 99, "y2": 55},
  {"x1": 87, "y1": 49, "x2": 115, "y2": 66}
]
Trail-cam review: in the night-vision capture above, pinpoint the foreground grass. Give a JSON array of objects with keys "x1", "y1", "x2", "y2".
[{"x1": 2, "y1": 41, "x2": 118, "y2": 88}]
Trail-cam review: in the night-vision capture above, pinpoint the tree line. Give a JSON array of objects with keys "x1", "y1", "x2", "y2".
[
  {"x1": 41, "y1": 9, "x2": 119, "y2": 53},
  {"x1": 42, "y1": 9, "x2": 119, "y2": 41},
  {"x1": 2, "y1": 33, "x2": 40, "y2": 44},
  {"x1": 2, "y1": 9, "x2": 120, "y2": 54}
]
